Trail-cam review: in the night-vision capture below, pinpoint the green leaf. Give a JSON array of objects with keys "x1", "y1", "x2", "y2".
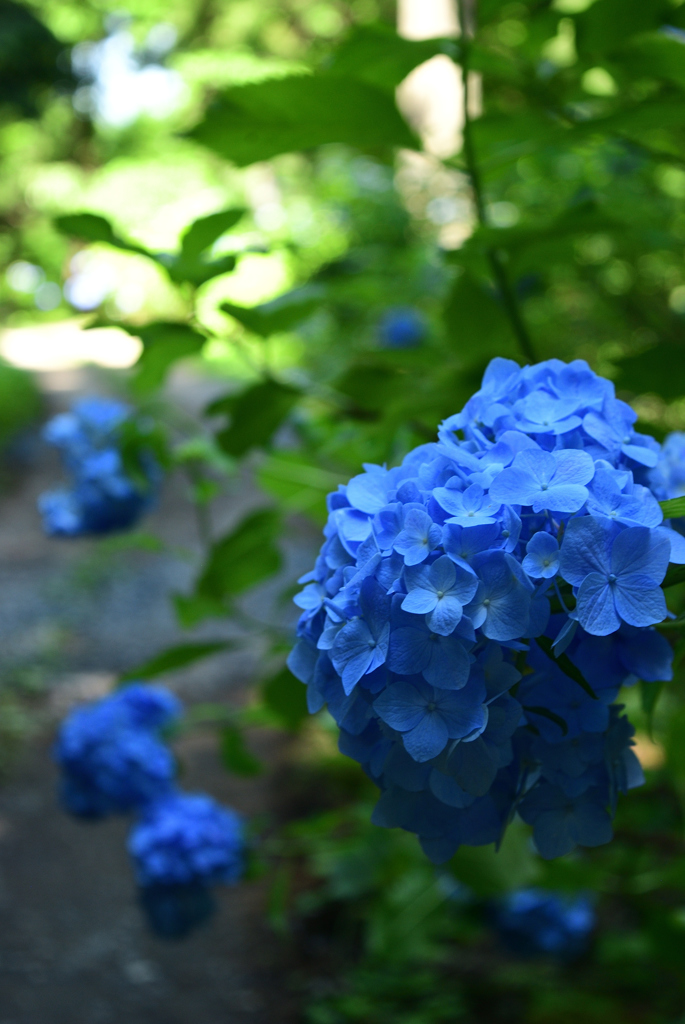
[
  {"x1": 173, "y1": 593, "x2": 227, "y2": 628},
  {"x1": 522, "y1": 706, "x2": 569, "y2": 738},
  {"x1": 535, "y1": 636, "x2": 599, "y2": 700},
  {"x1": 334, "y1": 360, "x2": 405, "y2": 413},
  {"x1": 54, "y1": 213, "x2": 150, "y2": 257},
  {"x1": 167, "y1": 253, "x2": 237, "y2": 287},
  {"x1": 663, "y1": 564, "x2": 685, "y2": 589},
  {"x1": 220, "y1": 725, "x2": 262, "y2": 776},
  {"x1": 121, "y1": 321, "x2": 207, "y2": 393},
  {"x1": 181, "y1": 208, "x2": 246, "y2": 261},
  {"x1": 209, "y1": 379, "x2": 301, "y2": 458},
  {"x1": 220, "y1": 286, "x2": 324, "y2": 337},
  {"x1": 660, "y1": 497, "x2": 685, "y2": 519},
  {"x1": 617, "y1": 32, "x2": 685, "y2": 91},
  {"x1": 119, "y1": 641, "x2": 235, "y2": 682},
  {"x1": 188, "y1": 74, "x2": 417, "y2": 166},
  {"x1": 614, "y1": 343, "x2": 685, "y2": 402},
  {"x1": 324, "y1": 24, "x2": 453, "y2": 93},
  {"x1": 195, "y1": 508, "x2": 282, "y2": 604},
  {"x1": 575, "y1": 0, "x2": 672, "y2": 58},
  {"x1": 257, "y1": 452, "x2": 339, "y2": 523},
  {"x1": 443, "y1": 270, "x2": 514, "y2": 358},
  {"x1": 261, "y1": 666, "x2": 309, "y2": 732},
  {"x1": 640, "y1": 679, "x2": 666, "y2": 740}
]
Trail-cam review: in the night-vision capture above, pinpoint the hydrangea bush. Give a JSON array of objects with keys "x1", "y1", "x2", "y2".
[
  {"x1": 38, "y1": 397, "x2": 161, "y2": 537},
  {"x1": 289, "y1": 358, "x2": 683, "y2": 861},
  {"x1": 55, "y1": 685, "x2": 244, "y2": 938}
]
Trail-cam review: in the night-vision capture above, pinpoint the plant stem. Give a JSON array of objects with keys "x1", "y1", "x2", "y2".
[{"x1": 456, "y1": 0, "x2": 537, "y2": 365}]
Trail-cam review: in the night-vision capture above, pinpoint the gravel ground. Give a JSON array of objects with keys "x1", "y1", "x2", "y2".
[{"x1": 0, "y1": 367, "x2": 314, "y2": 1024}]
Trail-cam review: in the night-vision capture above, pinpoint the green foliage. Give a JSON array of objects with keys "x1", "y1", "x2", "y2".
[
  {"x1": 261, "y1": 666, "x2": 308, "y2": 732},
  {"x1": 209, "y1": 380, "x2": 302, "y2": 457},
  {"x1": 188, "y1": 74, "x2": 417, "y2": 165},
  {"x1": 119, "y1": 641, "x2": 234, "y2": 682},
  {"x1": 220, "y1": 724, "x2": 262, "y2": 777},
  {"x1": 0, "y1": 361, "x2": 41, "y2": 449},
  {"x1": 220, "y1": 287, "x2": 324, "y2": 337},
  {"x1": 660, "y1": 497, "x2": 685, "y2": 519},
  {"x1": 0, "y1": 0, "x2": 73, "y2": 114}
]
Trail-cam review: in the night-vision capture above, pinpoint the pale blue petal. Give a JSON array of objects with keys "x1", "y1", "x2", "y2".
[{"x1": 575, "y1": 573, "x2": 620, "y2": 636}]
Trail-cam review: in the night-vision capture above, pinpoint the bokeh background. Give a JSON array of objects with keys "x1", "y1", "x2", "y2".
[{"x1": 2, "y1": 0, "x2": 685, "y2": 1021}]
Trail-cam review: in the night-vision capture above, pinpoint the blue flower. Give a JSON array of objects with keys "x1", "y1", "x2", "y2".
[
  {"x1": 374, "y1": 675, "x2": 487, "y2": 762},
  {"x1": 55, "y1": 687, "x2": 179, "y2": 817},
  {"x1": 489, "y1": 448, "x2": 595, "y2": 513},
  {"x1": 493, "y1": 888, "x2": 595, "y2": 958},
  {"x1": 290, "y1": 356, "x2": 678, "y2": 863},
  {"x1": 39, "y1": 397, "x2": 161, "y2": 538},
  {"x1": 518, "y1": 782, "x2": 613, "y2": 859},
  {"x1": 378, "y1": 307, "x2": 425, "y2": 349},
  {"x1": 559, "y1": 517, "x2": 669, "y2": 635},
  {"x1": 522, "y1": 531, "x2": 560, "y2": 579},
  {"x1": 401, "y1": 555, "x2": 478, "y2": 635},
  {"x1": 128, "y1": 792, "x2": 244, "y2": 886}
]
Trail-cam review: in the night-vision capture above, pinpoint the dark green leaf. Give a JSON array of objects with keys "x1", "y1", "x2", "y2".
[
  {"x1": 660, "y1": 497, "x2": 685, "y2": 519},
  {"x1": 188, "y1": 74, "x2": 417, "y2": 166},
  {"x1": 120, "y1": 641, "x2": 235, "y2": 682},
  {"x1": 535, "y1": 636, "x2": 599, "y2": 700},
  {"x1": 181, "y1": 208, "x2": 246, "y2": 261},
  {"x1": 167, "y1": 253, "x2": 237, "y2": 287},
  {"x1": 220, "y1": 286, "x2": 323, "y2": 337},
  {"x1": 54, "y1": 213, "x2": 150, "y2": 257},
  {"x1": 617, "y1": 33, "x2": 685, "y2": 91},
  {"x1": 324, "y1": 24, "x2": 453, "y2": 93},
  {"x1": 641, "y1": 679, "x2": 666, "y2": 740},
  {"x1": 334, "y1": 360, "x2": 405, "y2": 412},
  {"x1": 195, "y1": 508, "x2": 282, "y2": 603},
  {"x1": 257, "y1": 453, "x2": 339, "y2": 523},
  {"x1": 209, "y1": 379, "x2": 301, "y2": 458},
  {"x1": 443, "y1": 270, "x2": 514, "y2": 358},
  {"x1": 120, "y1": 321, "x2": 207, "y2": 392},
  {"x1": 523, "y1": 705, "x2": 569, "y2": 738},
  {"x1": 173, "y1": 593, "x2": 227, "y2": 628},
  {"x1": 261, "y1": 666, "x2": 309, "y2": 732},
  {"x1": 614, "y1": 343, "x2": 685, "y2": 402},
  {"x1": 663, "y1": 564, "x2": 685, "y2": 588},
  {"x1": 575, "y1": 0, "x2": 672, "y2": 58},
  {"x1": 220, "y1": 725, "x2": 262, "y2": 776}
]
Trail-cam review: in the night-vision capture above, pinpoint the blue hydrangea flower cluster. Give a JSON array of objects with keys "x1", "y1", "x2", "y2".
[
  {"x1": 55, "y1": 684, "x2": 244, "y2": 937},
  {"x1": 492, "y1": 888, "x2": 595, "y2": 958},
  {"x1": 289, "y1": 358, "x2": 679, "y2": 862},
  {"x1": 38, "y1": 397, "x2": 160, "y2": 537}
]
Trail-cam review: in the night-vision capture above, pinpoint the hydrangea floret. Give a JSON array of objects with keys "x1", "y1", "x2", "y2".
[
  {"x1": 38, "y1": 397, "x2": 161, "y2": 537},
  {"x1": 288, "y1": 358, "x2": 680, "y2": 861}
]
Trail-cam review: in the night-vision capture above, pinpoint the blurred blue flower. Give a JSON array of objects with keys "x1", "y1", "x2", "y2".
[
  {"x1": 493, "y1": 888, "x2": 595, "y2": 958},
  {"x1": 39, "y1": 396, "x2": 161, "y2": 537},
  {"x1": 378, "y1": 307, "x2": 425, "y2": 349}
]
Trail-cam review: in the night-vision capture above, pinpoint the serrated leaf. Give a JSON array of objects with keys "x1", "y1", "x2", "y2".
[
  {"x1": 660, "y1": 497, "x2": 685, "y2": 519},
  {"x1": 209, "y1": 379, "x2": 301, "y2": 458},
  {"x1": 181, "y1": 208, "x2": 246, "y2": 261},
  {"x1": 120, "y1": 641, "x2": 235, "y2": 683},
  {"x1": 261, "y1": 666, "x2": 309, "y2": 732},
  {"x1": 220, "y1": 725, "x2": 262, "y2": 776},
  {"x1": 324, "y1": 24, "x2": 452, "y2": 93},
  {"x1": 54, "y1": 213, "x2": 150, "y2": 257},
  {"x1": 188, "y1": 74, "x2": 417, "y2": 166},
  {"x1": 220, "y1": 286, "x2": 324, "y2": 337},
  {"x1": 535, "y1": 635, "x2": 598, "y2": 700},
  {"x1": 195, "y1": 508, "x2": 282, "y2": 604}
]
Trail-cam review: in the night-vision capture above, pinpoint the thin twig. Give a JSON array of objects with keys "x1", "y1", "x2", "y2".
[{"x1": 456, "y1": 0, "x2": 537, "y2": 365}]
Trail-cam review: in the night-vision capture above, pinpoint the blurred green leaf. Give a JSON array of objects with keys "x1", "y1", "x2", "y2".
[
  {"x1": 123, "y1": 321, "x2": 207, "y2": 392},
  {"x1": 443, "y1": 270, "x2": 513, "y2": 357},
  {"x1": 660, "y1": 497, "x2": 685, "y2": 519},
  {"x1": 120, "y1": 641, "x2": 235, "y2": 682},
  {"x1": 0, "y1": 0, "x2": 74, "y2": 114},
  {"x1": 640, "y1": 679, "x2": 666, "y2": 740},
  {"x1": 614, "y1": 343, "x2": 685, "y2": 401},
  {"x1": 180, "y1": 207, "x2": 246, "y2": 261},
  {"x1": 449, "y1": 819, "x2": 539, "y2": 897},
  {"x1": 258, "y1": 452, "x2": 339, "y2": 522},
  {"x1": 261, "y1": 666, "x2": 309, "y2": 732},
  {"x1": 194, "y1": 508, "x2": 282, "y2": 604},
  {"x1": 574, "y1": 0, "x2": 671, "y2": 58},
  {"x1": 188, "y1": 74, "x2": 417, "y2": 165},
  {"x1": 324, "y1": 24, "x2": 453, "y2": 93},
  {"x1": 209, "y1": 379, "x2": 301, "y2": 457},
  {"x1": 220, "y1": 724, "x2": 262, "y2": 776},
  {"x1": 220, "y1": 286, "x2": 323, "y2": 337},
  {"x1": 54, "y1": 213, "x2": 151, "y2": 257}
]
